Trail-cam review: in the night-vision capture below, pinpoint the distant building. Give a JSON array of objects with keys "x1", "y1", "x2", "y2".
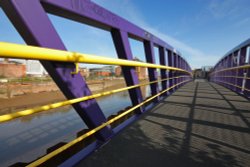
[
  {"x1": 193, "y1": 66, "x2": 213, "y2": 79},
  {"x1": 102, "y1": 66, "x2": 115, "y2": 76},
  {"x1": 79, "y1": 67, "x2": 89, "y2": 78},
  {"x1": 133, "y1": 57, "x2": 147, "y2": 80},
  {"x1": 0, "y1": 61, "x2": 26, "y2": 78},
  {"x1": 201, "y1": 66, "x2": 213, "y2": 72},
  {"x1": 26, "y1": 60, "x2": 47, "y2": 76},
  {"x1": 115, "y1": 66, "x2": 122, "y2": 77},
  {"x1": 193, "y1": 69, "x2": 203, "y2": 78},
  {"x1": 89, "y1": 67, "x2": 111, "y2": 78},
  {"x1": 136, "y1": 66, "x2": 147, "y2": 80},
  {"x1": 115, "y1": 65, "x2": 147, "y2": 80}
]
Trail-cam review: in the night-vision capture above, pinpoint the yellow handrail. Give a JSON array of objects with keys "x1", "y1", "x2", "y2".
[
  {"x1": 214, "y1": 80, "x2": 250, "y2": 92},
  {"x1": 0, "y1": 76, "x2": 190, "y2": 123},
  {"x1": 212, "y1": 76, "x2": 250, "y2": 79},
  {"x1": 0, "y1": 42, "x2": 191, "y2": 74},
  {"x1": 26, "y1": 80, "x2": 189, "y2": 167},
  {"x1": 210, "y1": 64, "x2": 250, "y2": 75}
]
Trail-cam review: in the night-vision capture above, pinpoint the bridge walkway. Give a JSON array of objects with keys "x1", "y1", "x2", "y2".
[{"x1": 76, "y1": 80, "x2": 250, "y2": 167}]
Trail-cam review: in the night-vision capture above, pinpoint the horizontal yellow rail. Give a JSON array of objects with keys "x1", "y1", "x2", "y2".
[
  {"x1": 26, "y1": 79, "x2": 189, "y2": 167},
  {"x1": 0, "y1": 42, "x2": 191, "y2": 74},
  {"x1": 210, "y1": 64, "x2": 250, "y2": 75},
  {"x1": 214, "y1": 80, "x2": 250, "y2": 92},
  {"x1": 212, "y1": 76, "x2": 250, "y2": 79},
  {"x1": 0, "y1": 76, "x2": 190, "y2": 123}
]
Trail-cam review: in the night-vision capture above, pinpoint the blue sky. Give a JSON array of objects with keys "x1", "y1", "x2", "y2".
[{"x1": 0, "y1": 0, "x2": 250, "y2": 69}]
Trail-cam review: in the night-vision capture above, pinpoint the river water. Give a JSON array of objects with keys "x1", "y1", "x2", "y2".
[{"x1": 0, "y1": 85, "x2": 154, "y2": 166}]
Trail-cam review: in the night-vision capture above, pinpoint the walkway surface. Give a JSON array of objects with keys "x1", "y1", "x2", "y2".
[{"x1": 76, "y1": 80, "x2": 250, "y2": 167}]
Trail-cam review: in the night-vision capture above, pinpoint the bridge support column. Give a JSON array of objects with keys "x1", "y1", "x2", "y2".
[
  {"x1": 237, "y1": 47, "x2": 246, "y2": 93},
  {"x1": 173, "y1": 53, "x2": 177, "y2": 91},
  {"x1": 111, "y1": 29, "x2": 144, "y2": 113},
  {"x1": 167, "y1": 50, "x2": 174, "y2": 94},
  {"x1": 159, "y1": 47, "x2": 167, "y2": 95},
  {"x1": 144, "y1": 40, "x2": 159, "y2": 102},
  {"x1": 246, "y1": 48, "x2": 250, "y2": 97}
]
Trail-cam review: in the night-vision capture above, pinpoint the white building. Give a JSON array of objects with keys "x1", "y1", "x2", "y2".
[{"x1": 26, "y1": 60, "x2": 47, "y2": 76}]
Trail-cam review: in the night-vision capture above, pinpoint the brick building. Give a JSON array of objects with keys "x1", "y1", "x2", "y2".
[
  {"x1": 0, "y1": 61, "x2": 26, "y2": 78},
  {"x1": 115, "y1": 66, "x2": 147, "y2": 80}
]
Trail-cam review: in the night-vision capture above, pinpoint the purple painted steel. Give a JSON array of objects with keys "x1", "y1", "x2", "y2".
[
  {"x1": 167, "y1": 50, "x2": 174, "y2": 93},
  {"x1": 237, "y1": 48, "x2": 246, "y2": 93},
  {"x1": 211, "y1": 39, "x2": 250, "y2": 98},
  {"x1": 1, "y1": 0, "x2": 113, "y2": 140},
  {"x1": 41, "y1": 0, "x2": 174, "y2": 51},
  {"x1": 0, "y1": 0, "x2": 193, "y2": 165},
  {"x1": 159, "y1": 46, "x2": 167, "y2": 95},
  {"x1": 173, "y1": 53, "x2": 177, "y2": 91},
  {"x1": 144, "y1": 40, "x2": 159, "y2": 101},
  {"x1": 111, "y1": 29, "x2": 144, "y2": 113}
]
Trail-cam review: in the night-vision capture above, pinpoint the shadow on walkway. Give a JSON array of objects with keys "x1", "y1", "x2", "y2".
[{"x1": 76, "y1": 80, "x2": 250, "y2": 167}]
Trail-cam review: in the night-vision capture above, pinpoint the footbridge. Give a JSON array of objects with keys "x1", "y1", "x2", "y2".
[{"x1": 0, "y1": 0, "x2": 249, "y2": 167}]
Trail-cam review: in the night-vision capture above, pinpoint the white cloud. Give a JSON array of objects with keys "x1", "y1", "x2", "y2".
[{"x1": 94, "y1": 0, "x2": 220, "y2": 69}]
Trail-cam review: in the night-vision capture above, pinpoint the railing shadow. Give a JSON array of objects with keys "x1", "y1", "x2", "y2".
[{"x1": 77, "y1": 81, "x2": 250, "y2": 167}]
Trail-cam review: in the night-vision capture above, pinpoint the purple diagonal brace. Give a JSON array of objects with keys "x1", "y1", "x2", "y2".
[
  {"x1": 1, "y1": 0, "x2": 112, "y2": 141},
  {"x1": 159, "y1": 46, "x2": 167, "y2": 95},
  {"x1": 167, "y1": 50, "x2": 174, "y2": 94},
  {"x1": 111, "y1": 29, "x2": 144, "y2": 113},
  {"x1": 144, "y1": 40, "x2": 159, "y2": 101}
]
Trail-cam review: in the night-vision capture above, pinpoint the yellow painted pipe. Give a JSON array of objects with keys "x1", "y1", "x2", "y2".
[
  {"x1": 212, "y1": 76, "x2": 250, "y2": 79},
  {"x1": 26, "y1": 80, "x2": 189, "y2": 167},
  {"x1": 210, "y1": 64, "x2": 250, "y2": 75},
  {"x1": 214, "y1": 80, "x2": 250, "y2": 91},
  {"x1": 0, "y1": 42, "x2": 191, "y2": 74}
]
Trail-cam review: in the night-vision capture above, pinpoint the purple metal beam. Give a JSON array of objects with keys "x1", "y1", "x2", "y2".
[
  {"x1": 1, "y1": 0, "x2": 112, "y2": 141},
  {"x1": 173, "y1": 53, "x2": 177, "y2": 91},
  {"x1": 111, "y1": 29, "x2": 144, "y2": 113},
  {"x1": 167, "y1": 50, "x2": 174, "y2": 94},
  {"x1": 144, "y1": 40, "x2": 159, "y2": 101},
  {"x1": 159, "y1": 46, "x2": 167, "y2": 95},
  {"x1": 41, "y1": 0, "x2": 174, "y2": 51},
  {"x1": 237, "y1": 48, "x2": 246, "y2": 93}
]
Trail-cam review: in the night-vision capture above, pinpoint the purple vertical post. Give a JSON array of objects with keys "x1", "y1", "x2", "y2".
[
  {"x1": 159, "y1": 46, "x2": 167, "y2": 95},
  {"x1": 144, "y1": 40, "x2": 159, "y2": 101},
  {"x1": 246, "y1": 47, "x2": 250, "y2": 97},
  {"x1": 1, "y1": 0, "x2": 112, "y2": 140},
  {"x1": 173, "y1": 53, "x2": 177, "y2": 91},
  {"x1": 227, "y1": 55, "x2": 233, "y2": 89},
  {"x1": 167, "y1": 50, "x2": 174, "y2": 94},
  {"x1": 232, "y1": 51, "x2": 239, "y2": 91},
  {"x1": 225, "y1": 57, "x2": 229, "y2": 87},
  {"x1": 180, "y1": 58, "x2": 183, "y2": 85},
  {"x1": 237, "y1": 48, "x2": 246, "y2": 93},
  {"x1": 111, "y1": 29, "x2": 144, "y2": 113}
]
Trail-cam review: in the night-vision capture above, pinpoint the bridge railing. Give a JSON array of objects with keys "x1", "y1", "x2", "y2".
[
  {"x1": 210, "y1": 39, "x2": 250, "y2": 98},
  {"x1": 0, "y1": 0, "x2": 192, "y2": 166},
  {"x1": 0, "y1": 42, "x2": 192, "y2": 166}
]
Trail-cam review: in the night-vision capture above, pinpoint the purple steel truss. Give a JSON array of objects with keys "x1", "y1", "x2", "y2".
[
  {"x1": 1, "y1": 0, "x2": 192, "y2": 165},
  {"x1": 211, "y1": 39, "x2": 250, "y2": 98}
]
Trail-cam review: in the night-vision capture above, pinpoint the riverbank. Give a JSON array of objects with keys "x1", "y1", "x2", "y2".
[{"x1": 0, "y1": 78, "x2": 128, "y2": 114}]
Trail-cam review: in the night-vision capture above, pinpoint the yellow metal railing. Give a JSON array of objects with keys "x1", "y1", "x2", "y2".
[
  {"x1": 210, "y1": 64, "x2": 250, "y2": 75},
  {"x1": 215, "y1": 80, "x2": 250, "y2": 92},
  {"x1": 0, "y1": 41, "x2": 191, "y2": 166},
  {"x1": 26, "y1": 80, "x2": 188, "y2": 167},
  {"x1": 212, "y1": 76, "x2": 250, "y2": 79},
  {"x1": 0, "y1": 42, "x2": 191, "y2": 74}
]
